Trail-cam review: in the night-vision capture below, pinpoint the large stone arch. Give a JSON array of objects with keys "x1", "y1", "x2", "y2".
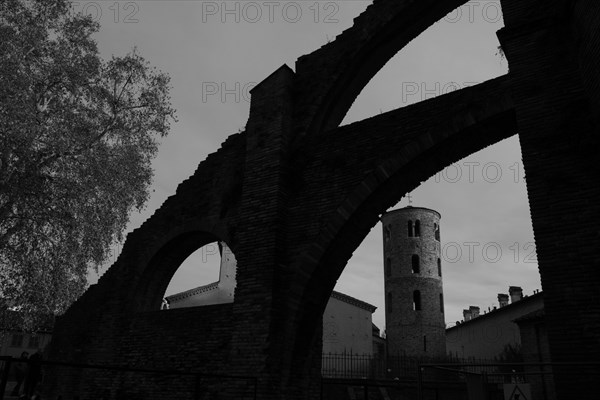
[
  {"x1": 294, "y1": 0, "x2": 469, "y2": 137},
  {"x1": 285, "y1": 78, "x2": 517, "y2": 374}
]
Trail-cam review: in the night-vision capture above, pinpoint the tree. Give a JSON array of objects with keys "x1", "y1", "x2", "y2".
[
  {"x1": 0, "y1": 0, "x2": 176, "y2": 328},
  {"x1": 495, "y1": 343, "x2": 524, "y2": 381}
]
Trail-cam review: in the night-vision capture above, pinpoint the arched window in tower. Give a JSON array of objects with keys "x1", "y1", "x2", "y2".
[
  {"x1": 407, "y1": 220, "x2": 413, "y2": 237},
  {"x1": 385, "y1": 258, "x2": 392, "y2": 277},
  {"x1": 437, "y1": 258, "x2": 442, "y2": 277},
  {"x1": 440, "y1": 293, "x2": 444, "y2": 313},
  {"x1": 385, "y1": 226, "x2": 391, "y2": 242},
  {"x1": 414, "y1": 220, "x2": 421, "y2": 237},
  {"x1": 435, "y1": 223, "x2": 440, "y2": 241},
  {"x1": 412, "y1": 254, "x2": 420, "y2": 274},
  {"x1": 413, "y1": 290, "x2": 421, "y2": 311},
  {"x1": 387, "y1": 292, "x2": 393, "y2": 313}
]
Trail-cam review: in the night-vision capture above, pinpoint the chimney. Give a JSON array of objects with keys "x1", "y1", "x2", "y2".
[
  {"x1": 463, "y1": 309, "x2": 472, "y2": 321},
  {"x1": 509, "y1": 286, "x2": 523, "y2": 303},
  {"x1": 469, "y1": 306, "x2": 480, "y2": 319},
  {"x1": 498, "y1": 293, "x2": 509, "y2": 308}
]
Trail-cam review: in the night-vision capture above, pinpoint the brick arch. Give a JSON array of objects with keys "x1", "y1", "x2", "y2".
[
  {"x1": 294, "y1": 0, "x2": 470, "y2": 136},
  {"x1": 288, "y1": 105, "x2": 517, "y2": 364},
  {"x1": 46, "y1": 132, "x2": 245, "y2": 373},
  {"x1": 129, "y1": 224, "x2": 233, "y2": 313}
]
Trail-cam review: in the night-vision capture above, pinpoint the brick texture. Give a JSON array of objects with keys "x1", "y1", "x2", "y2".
[
  {"x1": 382, "y1": 208, "x2": 446, "y2": 359},
  {"x1": 46, "y1": 1, "x2": 600, "y2": 399}
]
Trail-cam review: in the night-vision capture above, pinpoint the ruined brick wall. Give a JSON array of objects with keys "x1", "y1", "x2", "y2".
[
  {"x1": 45, "y1": 132, "x2": 246, "y2": 398},
  {"x1": 498, "y1": 1, "x2": 600, "y2": 398},
  {"x1": 121, "y1": 304, "x2": 232, "y2": 372},
  {"x1": 48, "y1": 305, "x2": 234, "y2": 400},
  {"x1": 46, "y1": 1, "x2": 600, "y2": 399},
  {"x1": 572, "y1": 0, "x2": 600, "y2": 117}
]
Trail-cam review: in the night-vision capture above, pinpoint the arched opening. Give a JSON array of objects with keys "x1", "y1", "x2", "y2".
[
  {"x1": 162, "y1": 241, "x2": 237, "y2": 310},
  {"x1": 413, "y1": 290, "x2": 422, "y2": 311},
  {"x1": 131, "y1": 230, "x2": 236, "y2": 313},
  {"x1": 339, "y1": 0, "x2": 507, "y2": 127},
  {"x1": 414, "y1": 220, "x2": 421, "y2": 237},
  {"x1": 412, "y1": 254, "x2": 420, "y2": 274},
  {"x1": 292, "y1": 131, "x2": 545, "y2": 380},
  {"x1": 440, "y1": 293, "x2": 444, "y2": 313},
  {"x1": 287, "y1": 0, "x2": 542, "y2": 385}
]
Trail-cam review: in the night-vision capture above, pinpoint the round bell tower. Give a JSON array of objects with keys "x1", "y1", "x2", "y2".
[{"x1": 381, "y1": 206, "x2": 446, "y2": 358}]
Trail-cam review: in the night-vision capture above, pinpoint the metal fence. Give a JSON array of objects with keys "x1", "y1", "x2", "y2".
[
  {"x1": 0, "y1": 356, "x2": 257, "y2": 400},
  {"x1": 321, "y1": 377, "x2": 419, "y2": 400},
  {"x1": 321, "y1": 355, "x2": 600, "y2": 400},
  {"x1": 321, "y1": 352, "x2": 494, "y2": 380},
  {"x1": 417, "y1": 361, "x2": 600, "y2": 400}
]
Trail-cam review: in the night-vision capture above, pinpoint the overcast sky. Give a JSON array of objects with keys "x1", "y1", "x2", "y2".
[{"x1": 86, "y1": 0, "x2": 542, "y2": 331}]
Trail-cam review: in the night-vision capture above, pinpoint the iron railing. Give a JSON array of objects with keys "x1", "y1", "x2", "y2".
[
  {"x1": 417, "y1": 361, "x2": 600, "y2": 400},
  {"x1": 0, "y1": 356, "x2": 257, "y2": 400},
  {"x1": 321, "y1": 352, "x2": 494, "y2": 379}
]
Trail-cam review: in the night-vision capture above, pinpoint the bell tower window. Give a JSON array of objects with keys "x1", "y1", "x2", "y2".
[{"x1": 412, "y1": 254, "x2": 420, "y2": 274}]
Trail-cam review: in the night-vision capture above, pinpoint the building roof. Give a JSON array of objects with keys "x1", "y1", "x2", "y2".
[
  {"x1": 165, "y1": 281, "x2": 219, "y2": 303},
  {"x1": 381, "y1": 206, "x2": 441, "y2": 219},
  {"x1": 512, "y1": 308, "x2": 545, "y2": 323},
  {"x1": 372, "y1": 323, "x2": 380, "y2": 334},
  {"x1": 331, "y1": 290, "x2": 377, "y2": 313},
  {"x1": 446, "y1": 291, "x2": 544, "y2": 332},
  {"x1": 166, "y1": 286, "x2": 377, "y2": 313}
]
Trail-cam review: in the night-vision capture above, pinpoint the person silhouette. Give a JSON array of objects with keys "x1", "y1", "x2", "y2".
[
  {"x1": 24, "y1": 350, "x2": 43, "y2": 398},
  {"x1": 11, "y1": 351, "x2": 29, "y2": 397}
]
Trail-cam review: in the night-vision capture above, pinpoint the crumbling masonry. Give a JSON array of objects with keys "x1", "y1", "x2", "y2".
[{"x1": 47, "y1": 0, "x2": 600, "y2": 399}]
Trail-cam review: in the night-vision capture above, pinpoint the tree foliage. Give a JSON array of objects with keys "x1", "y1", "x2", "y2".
[{"x1": 0, "y1": 0, "x2": 176, "y2": 327}]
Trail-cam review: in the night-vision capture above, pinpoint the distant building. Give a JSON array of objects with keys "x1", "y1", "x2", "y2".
[
  {"x1": 372, "y1": 324, "x2": 386, "y2": 360},
  {"x1": 321, "y1": 292, "x2": 379, "y2": 377},
  {"x1": 446, "y1": 287, "x2": 544, "y2": 359},
  {"x1": 0, "y1": 311, "x2": 54, "y2": 357},
  {"x1": 322, "y1": 291, "x2": 377, "y2": 356}
]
